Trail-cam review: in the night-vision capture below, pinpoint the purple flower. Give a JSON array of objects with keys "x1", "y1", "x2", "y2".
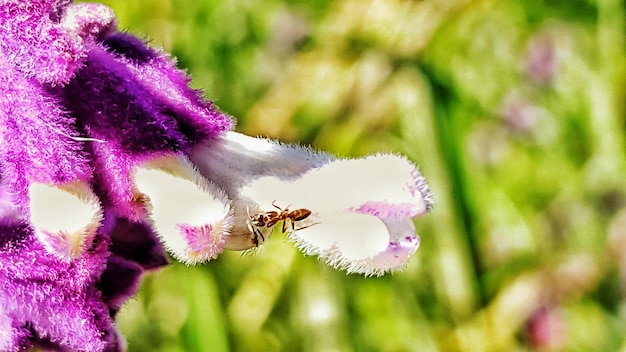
[
  {"x1": 0, "y1": 1, "x2": 231, "y2": 350},
  {"x1": 0, "y1": 1, "x2": 433, "y2": 350}
]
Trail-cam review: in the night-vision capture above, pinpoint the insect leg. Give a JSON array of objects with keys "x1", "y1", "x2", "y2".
[{"x1": 293, "y1": 222, "x2": 321, "y2": 231}]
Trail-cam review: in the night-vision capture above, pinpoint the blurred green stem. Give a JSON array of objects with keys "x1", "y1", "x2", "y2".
[{"x1": 429, "y1": 78, "x2": 486, "y2": 307}]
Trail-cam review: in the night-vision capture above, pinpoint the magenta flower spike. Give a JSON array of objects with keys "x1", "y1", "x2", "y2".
[
  {"x1": 0, "y1": 1, "x2": 433, "y2": 350},
  {"x1": 0, "y1": 1, "x2": 233, "y2": 350}
]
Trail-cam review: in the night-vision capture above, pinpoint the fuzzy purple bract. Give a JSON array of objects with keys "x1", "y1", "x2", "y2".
[{"x1": 0, "y1": 1, "x2": 233, "y2": 351}]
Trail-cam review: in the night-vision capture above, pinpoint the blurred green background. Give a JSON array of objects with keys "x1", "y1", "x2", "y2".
[{"x1": 93, "y1": 0, "x2": 625, "y2": 351}]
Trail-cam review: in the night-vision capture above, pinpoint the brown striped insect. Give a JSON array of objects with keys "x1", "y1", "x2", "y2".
[{"x1": 247, "y1": 201, "x2": 318, "y2": 246}]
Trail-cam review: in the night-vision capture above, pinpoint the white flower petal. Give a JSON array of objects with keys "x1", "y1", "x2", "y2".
[
  {"x1": 134, "y1": 156, "x2": 232, "y2": 264},
  {"x1": 290, "y1": 212, "x2": 389, "y2": 260},
  {"x1": 190, "y1": 131, "x2": 432, "y2": 276},
  {"x1": 190, "y1": 131, "x2": 332, "y2": 196},
  {"x1": 296, "y1": 154, "x2": 431, "y2": 216},
  {"x1": 241, "y1": 154, "x2": 432, "y2": 218},
  {"x1": 235, "y1": 154, "x2": 429, "y2": 275},
  {"x1": 29, "y1": 181, "x2": 103, "y2": 260},
  {"x1": 288, "y1": 213, "x2": 420, "y2": 276}
]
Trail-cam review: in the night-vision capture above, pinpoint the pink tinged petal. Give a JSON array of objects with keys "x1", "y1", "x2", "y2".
[
  {"x1": 352, "y1": 201, "x2": 424, "y2": 218},
  {"x1": 364, "y1": 238, "x2": 420, "y2": 272},
  {"x1": 28, "y1": 181, "x2": 103, "y2": 261},
  {"x1": 288, "y1": 214, "x2": 420, "y2": 276},
  {"x1": 133, "y1": 155, "x2": 232, "y2": 264},
  {"x1": 365, "y1": 217, "x2": 421, "y2": 269},
  {"x1": 177, "y1": 224, "x2": 225, "y2": 262}
]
